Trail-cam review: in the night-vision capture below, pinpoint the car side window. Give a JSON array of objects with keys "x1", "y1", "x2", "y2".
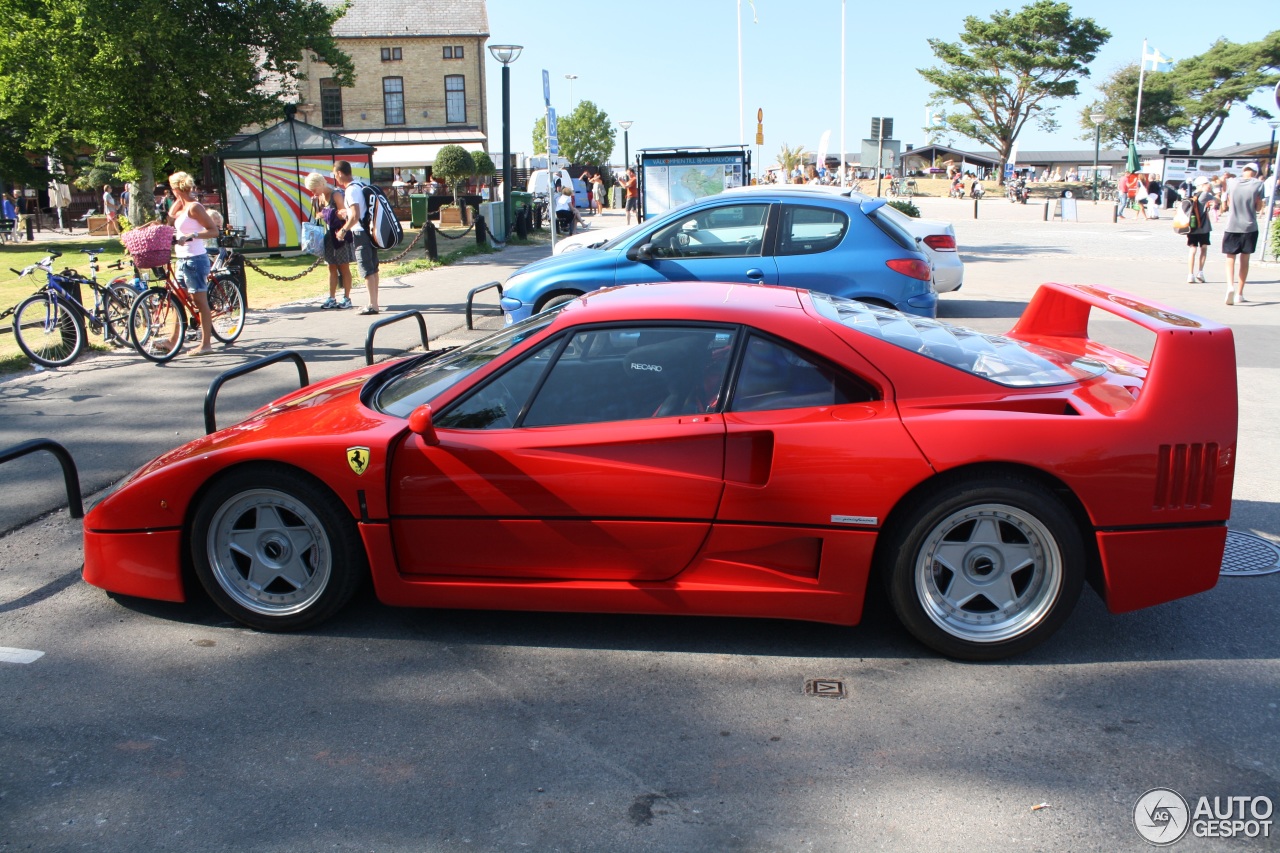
[
  {"x1": 728, "y1": 334, "x2": 875, "y2": 412},
  {"x1": 776, "y1": 205, "x2": 848, "y2": 256},
  {"x1": 435, "y1": 340, "x2": 559, "y2": 429},
  {"x1": 522, "y1": 326, "x2": 738, "y2": 427},
  {"x1": 646, "y1": 204, "x2": 769, "y2": 260}
]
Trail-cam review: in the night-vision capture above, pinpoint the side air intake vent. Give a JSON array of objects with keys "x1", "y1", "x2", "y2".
[{"x1": 1154, "y1": 443, "x2": 1218, "y2": 509}]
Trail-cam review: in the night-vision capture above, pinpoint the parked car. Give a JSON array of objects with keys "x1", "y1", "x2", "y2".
[
  {"x1": 82, "y1": 280, "x2": 1236, "y2": 660},
  {"x1": 501, "y1": 186, "x2": 935, "y2": 324},
  {"x1": 554, "y1": 195, "x2": 964, "y2": 293}
]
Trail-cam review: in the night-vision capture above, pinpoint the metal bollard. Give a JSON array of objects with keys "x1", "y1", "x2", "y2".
[
  {"x1": 515, "y1": 206, "x2": 528, "y2": 240},
  {"x1": 974, "y1": 198, "x2": 979, "y2": 219},
  {"x1": 1044, "y1": 200, "x2": 1050, "y2": 221},
  {"x1": 1113, "y1": 202, "x2": 1120, "y2": 224},
  {"x1": 475, "y1": 213, "x2": 487, "y2": 247},
  {"x1": 425, "y1": 220, "x2": 439, "y2": 260},
  {"x1": 25, "y1": 217, "x2": 34, "y2": 241}
]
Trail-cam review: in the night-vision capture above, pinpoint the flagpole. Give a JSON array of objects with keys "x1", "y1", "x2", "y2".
[
  {"x1": 840, "y1": 0, "x2": 846, "y2": 187},
  {"x1": 737, "y1": 0, "x2": 744, "y2": 147},
  {"x1": 1134, "y1": 38, "x2": 1148, "y2": 143}
]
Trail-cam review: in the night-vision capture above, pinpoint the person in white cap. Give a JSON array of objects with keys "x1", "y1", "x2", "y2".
[
  {"x1": 1185, "y1": 175, "x2": 1216, "y2": 283},
  {"x1": 1220, "y1": 162, "x2": 1265, "y2": 304}
]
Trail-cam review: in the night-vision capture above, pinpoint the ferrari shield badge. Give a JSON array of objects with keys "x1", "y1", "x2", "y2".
[{"x1": 347, "y1": 447, "x2": 371, "y2": 475}]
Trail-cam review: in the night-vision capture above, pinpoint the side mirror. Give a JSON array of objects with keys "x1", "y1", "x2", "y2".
[
  {"x1": 408, "y1": 404, "x2": 440, "y2": 446},
  {"x1": 629, "y1": 242, "x2": 656, "y2": 261}
]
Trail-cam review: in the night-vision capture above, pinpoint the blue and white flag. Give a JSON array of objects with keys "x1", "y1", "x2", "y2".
[{"x1": 1142, "y1": 45, "x2": 1174, "y2": 72}]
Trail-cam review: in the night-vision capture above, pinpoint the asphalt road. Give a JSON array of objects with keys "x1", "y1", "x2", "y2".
[{"x1": 2, "y1": 202, "x2": 1277, "y2": 852}]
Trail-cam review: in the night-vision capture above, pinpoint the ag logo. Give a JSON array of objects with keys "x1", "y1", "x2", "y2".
[
  {"x1": 1134, "y1": 788, "x2": 1190, "y2": 845},
  {"x1": 346, "y1": 447, "x2": 371, "y2": 476}
]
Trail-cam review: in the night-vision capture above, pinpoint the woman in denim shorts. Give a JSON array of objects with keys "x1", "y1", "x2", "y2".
[{"x1": 167, "y1": 171, "x2": 219, "y2": 355}]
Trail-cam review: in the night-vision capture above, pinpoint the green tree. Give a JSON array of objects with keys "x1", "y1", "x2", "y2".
[
  {"x1": 433, "y1": 144, "x2": 474, "y2": 207},
  {"x1": 531, "y1": 100, "x2": 616, "y2": 166},
  {"x1": 1164, "y1": 33, "x2": 1280, "y2": 154},
  {"x1": 0, "y1": 0, "x2": 352, "y2": 222},
  {"x1": 1079, "y1": 64, "x2": 1179, "y2": 149},
  {"x1": 919, "y1": 0, "x2": 1109, "y2": 180}
]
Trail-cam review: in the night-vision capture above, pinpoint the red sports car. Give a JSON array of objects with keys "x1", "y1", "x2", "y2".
[{"x1": 83, "y1": 281, "x2": 1237, "y2": 660}]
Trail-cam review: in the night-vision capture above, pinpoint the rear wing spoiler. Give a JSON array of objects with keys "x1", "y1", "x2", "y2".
[{"x1": 1008, "y1": 282, "x2": 1236, "y2": 424}]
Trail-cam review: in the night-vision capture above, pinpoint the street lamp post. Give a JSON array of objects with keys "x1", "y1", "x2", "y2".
[
  {"x1": 564, "y1": 74, "x2": 577, "y2": 105},
  {"x1": 618, "y1": 120, "x2": 633, "y2": 171},
  {"x1": 1262, "y1": 119, "x2": 1279, "y2": 262},
  {"x1": 488, "y1": 44, "x2": 523, "y2": 239},
  {"x1": 1090, "y1": 111, "x2": 1105, "y2": 205}
]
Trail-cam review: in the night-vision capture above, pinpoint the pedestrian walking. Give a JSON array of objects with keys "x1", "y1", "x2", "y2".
[
  {"x1": 304, "y1": 172, "x2": 354, "y2": 310},
  {"x1": 102, "y1": 184, "x2": 120, "y2": 235},
  {"x1": 622, "y1": 167, "x2": 639, "y2": 225},
  {"x1": 331, "y1": 161, "x2": 381, "y2": 315},
  {"x1": 591, "y1": 172, "x2": 605, "y2": 213},
  {"x1": 1220, "y1": 163, "x2": 1266, "y2": 305},
  {"x1": 1185, "y1": 176, "x2": 1215, "y2": 283}
]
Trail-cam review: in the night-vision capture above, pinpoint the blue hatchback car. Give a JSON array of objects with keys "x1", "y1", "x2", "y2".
[{"x1": 500, "y1": 187, "x2": 937, "y2": 324}]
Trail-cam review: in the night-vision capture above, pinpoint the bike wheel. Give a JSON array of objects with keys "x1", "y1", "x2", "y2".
[
  {"x1": 13, "y1": 293, "x2": 85, "y2": 368},
  {"x1": 207, "y1": 277, "x2": 245, "y2": 343},
  {"x1": 102, "y1": 284, "x2": 140, "y2": 349},
  {"x1": 130, "y1": 287, "x2": 186, "y2": 363}
]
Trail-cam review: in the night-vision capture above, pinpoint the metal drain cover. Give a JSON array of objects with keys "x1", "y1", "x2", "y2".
[
  {"x1": 1220, "y1": 530, "x2": 1280, "y2": 576},
  {"x1": 804, "y1": 679, "x2": 846, "y2": 699}
]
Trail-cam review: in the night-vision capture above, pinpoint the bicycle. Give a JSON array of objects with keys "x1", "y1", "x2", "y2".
[
  {"x1": 127, "y1": 235, "x2": 246, "y2": 363},
  {"x1": 6, "y1": 249, "x2": 140, "y2": 368}
]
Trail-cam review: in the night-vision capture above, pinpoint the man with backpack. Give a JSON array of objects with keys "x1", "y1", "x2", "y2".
[{"x1": 332, "y1": 160, "x2": 381, "y2": 315}]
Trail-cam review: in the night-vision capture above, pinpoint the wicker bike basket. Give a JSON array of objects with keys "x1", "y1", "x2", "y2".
[{"x1": 121, "y1": 224, "x2": 176, "y2": 268}]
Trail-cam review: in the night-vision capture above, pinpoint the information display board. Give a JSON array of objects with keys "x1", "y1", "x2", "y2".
[{"x1": 638, "y1": 147, "x2": 750, "y2": 219}]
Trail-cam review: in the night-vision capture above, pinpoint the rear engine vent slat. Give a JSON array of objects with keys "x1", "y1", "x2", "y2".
[{"x1": 1155, "y1": 443, "x2": 1218, "y2": 510}]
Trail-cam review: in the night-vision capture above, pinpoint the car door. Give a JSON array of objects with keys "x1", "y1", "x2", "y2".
[
  {"x1": 388, "y1": 324, "x2": 738, "y2": 582},
  {"x1": 615, "y1": 202, "x2": 779, "y2": 287},
  {"x1": 716, "y1": 333, "x2": 933, "y2": 531}
]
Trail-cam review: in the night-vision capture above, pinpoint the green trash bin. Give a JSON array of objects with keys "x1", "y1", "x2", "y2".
[
  {"x1": 509, "y1": 191, "x2": 533, "y2": 232},
  {"x1": 409, "y1": 194, "x2": 428, "y2": 229}
]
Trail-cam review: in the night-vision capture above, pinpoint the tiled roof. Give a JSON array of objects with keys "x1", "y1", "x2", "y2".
[{"x1": 322, "y1": 0, "x2": 489, "y2": 38}]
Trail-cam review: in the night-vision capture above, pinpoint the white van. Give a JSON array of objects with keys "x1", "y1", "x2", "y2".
[{"x1": 527, "y1": 168, "x2": 574, "y2": 200}]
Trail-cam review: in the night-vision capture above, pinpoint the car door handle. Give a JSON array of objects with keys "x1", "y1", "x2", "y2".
[{"x1": 745, "y1": 268, "x2": 765, "y2": 280}]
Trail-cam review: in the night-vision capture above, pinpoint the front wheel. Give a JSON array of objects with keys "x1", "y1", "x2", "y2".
[
  {"x1": 103, "y1": 283, "x2": 140, "y2": 349},
  {"x1": 13, "y1": 293, "x2": 85, "y2": 368},
  {"x1": 130, "y1": 287, "x2": 186, "y2": 363},
  {"x1": 534, "y1": 291, "x2": 581, "y2": 314},
  {"x1": 207, "y1": 277, "x2": 245, "y2": 343},
  {"x1": 882, "y1": 476, "x2": 1084, "y2": 660},
  {"x1": 190, "y1": 466, "x2": 366, "y2": 631}
]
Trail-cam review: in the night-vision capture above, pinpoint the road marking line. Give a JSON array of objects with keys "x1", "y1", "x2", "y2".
[{"x1": 0, "y1": 647, "x2": 45, "y2": 664}]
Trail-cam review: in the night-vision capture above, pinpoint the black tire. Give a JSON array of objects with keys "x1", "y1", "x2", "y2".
[
  {"x1": 13, "y1": 293, "x2": 85, "y2": 368},
  {"x1": 130, "y1": 287, "x2": 185, "y2": 363},
  {"x1": 207, "y1": 277, "x2": 245, "y2": 343},
  {"x1": 881, "y1": 476, "x2": 1084, "y2": 660},
  {"x1": 190, "y1": 466, "x2": 366, "y2": 631},
  {"x1": 103, "y1": 284, "x2": 139, "y2": 349},
  {"x1": 534, "y1": 291, "x2": 581, "y2": 314}
]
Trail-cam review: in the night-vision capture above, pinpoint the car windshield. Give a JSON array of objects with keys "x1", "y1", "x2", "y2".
[
  {"x1": 377, "y1": 310, "x2": 560, "y2": 416},
  {"x1": 597, "y1": 221, "x2": 653, "y2": 250},
  {"x1": 809, "y1": 292, "x2": 1108, "y2": 387}
]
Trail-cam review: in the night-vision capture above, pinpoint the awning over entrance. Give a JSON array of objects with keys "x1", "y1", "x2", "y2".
[{"x1": 340, "y1": 130, "x2": 488, "y2": 167}]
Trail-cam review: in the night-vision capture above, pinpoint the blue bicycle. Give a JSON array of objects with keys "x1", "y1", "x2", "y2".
[{"x1": 7, "y1": 249, "x2": 139, "y2": 368}]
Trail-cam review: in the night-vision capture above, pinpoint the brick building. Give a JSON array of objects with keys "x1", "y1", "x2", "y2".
[{"x1": 292, "y1": 0, "x2": 490, "y2": 180}]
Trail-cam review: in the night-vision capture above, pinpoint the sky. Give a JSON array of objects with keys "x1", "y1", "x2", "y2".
[{"x1": 482, "y1": 0, "x2": 1277, "y2": 169}]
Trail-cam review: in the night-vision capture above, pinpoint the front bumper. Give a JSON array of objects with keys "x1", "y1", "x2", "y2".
[{"x1": 83, "y1": 528, "x2": 186, "y2": 602}]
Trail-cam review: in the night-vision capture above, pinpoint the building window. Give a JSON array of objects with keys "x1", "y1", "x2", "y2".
[
  {"x1": 443, "y1": 46, "x2": 464, "y2": 59},
  {"x1": 381, "y1": 47, "x2": 402, "y2": 62},
  {"x1": 445, "y1": 75, "x2": 466, "y2": 123},
  {"x1": 320, "y1": 78, "x2": 343, "y2": 127},
  {"x1": 383, "y1": 77, "x2": 405, "y2": 125}
]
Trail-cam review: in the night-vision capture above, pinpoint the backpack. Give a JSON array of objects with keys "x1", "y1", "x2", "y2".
[
  {"x1": 354, "y1": 180, "x2": 404, "y2": 250},
  {"x1": 1172, "y1": 196, "x2": 1199, "y2": 235}
]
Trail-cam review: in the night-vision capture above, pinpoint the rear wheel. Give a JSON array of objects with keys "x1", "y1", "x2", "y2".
[
  {"x1": 130, "y1": 287, "x2": 185, "y2": 363},
  {"x1": 882, "y1": 476, "x2": 1084, "y2": 660},
  {"x1": 103, "y1": 283, "x2": 140, "y2": 349},
  {"x1": 207, "y1": 277, "x2": 245, "y2": 343},
  {"x1": 13, "y1": 293, "x2": 85, "y2": 367},
  {"x1": 191, "y1": 466, "x2": 365, "y2": 631}
]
